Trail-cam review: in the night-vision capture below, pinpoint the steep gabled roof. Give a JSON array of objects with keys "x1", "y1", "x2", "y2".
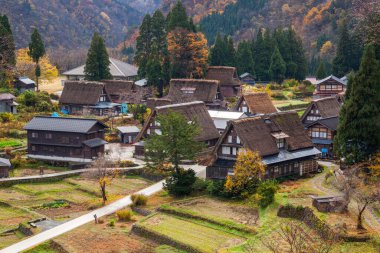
[
  {"x1": 316, "y1": 75, "x2": 346, "y2": 86},
  {"x1": 24, "y1": 116, "x2": 108, "y2": 133},
  {"x1": 102, "y1": 80, "x2": 134, "y2": 103},
  {"x1": 205, "y1": 66, "x2": 240, "y2": 87},
  {"x1": 301, "y1": 97, "x2": 341, "y2": 122},
  {"x1": 305, "y1": 116, "x2": 339, "y2": 131},
  {"x1": 212, "y1": 111, "x2": 313, "y2": 158},
  {"x1": 0, "y1": 93, "x2": 15, "y2": 101},
  {"x1": 136, "y1": 101, "x2": 220, "y2": 142},
  {"x1": 146, "y1": 98, "x2": 172, "y2": 109},
  {"x1": 62, "y1": 58, "x2": 138, "y2": 78},
  {"x1": 166, "y1": 79, "x2": 220, "y2": 103},
  {"x1": 233, "y1": 92, "x2": 277, "y2": 114},
  {"x1": 59, "y1": 81, "x2": 105, "y2": 105}
]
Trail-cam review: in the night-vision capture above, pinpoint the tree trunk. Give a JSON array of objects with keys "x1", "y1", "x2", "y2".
[
  {"x1": 357, "y1": 203, "x2": 367, "y2": 230},
  {"x1": 101, "y1": 182, "x2": 107, "y2": 205}
]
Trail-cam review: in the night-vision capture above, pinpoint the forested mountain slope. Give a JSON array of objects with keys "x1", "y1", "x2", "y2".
[
  {"x1": 199, "y1": 0, "x2": 352, "y2": 57},
  {"x1": 0, "y1": 0, "x2": 143, "y2": 49}
]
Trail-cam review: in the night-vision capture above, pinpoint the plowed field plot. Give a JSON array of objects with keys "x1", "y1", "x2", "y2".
[
  {"x1": 172, "y1": 197, "x2": 259, "y2": 226},
  {"x1": 139, "y1": 213, "x2": 246, "y2": 252}
]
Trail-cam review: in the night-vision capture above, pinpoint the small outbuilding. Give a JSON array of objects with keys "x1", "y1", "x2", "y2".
[
  {"x1": 117, "y1": 126, "x2": 140, "y2": 144},
  {"x1": 0, "y1": 158, "x2": 11, "y2": 178},
  {"x1": 311, "y1": 195, "x2": 347, "y2": 213},
  {"x1": 14, "y1": 77, "x2": 35, "y2": 93},
  {"x1": 239, "y1": 72, "x2": 255, "y2": 85}
]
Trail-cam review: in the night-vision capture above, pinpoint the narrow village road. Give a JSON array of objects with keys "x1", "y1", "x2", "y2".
[
  {"x1": 0, "y1": 164, "x2": 205, "y2": 253},
  {"x1": 315, "y1": 161, "x2": 380, "y2": 234}
]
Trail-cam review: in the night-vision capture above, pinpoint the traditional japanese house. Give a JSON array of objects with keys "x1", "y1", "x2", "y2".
[
  {"x1": 134, "y1": 101, "x2": 220, "y2": 158},
  {"x1": 314, "y1": 75, "x2": 346, "y2": 98},
  {"x1": 60, "y1": 80, "x2": 149, "y2": 116},
  {"x1": 24, "y1": 116, "x2": 108, "y2": 164},
  {"x1": 0, "y1": 158, "x2": 11, "y2": 178},
  {"x1": 206, "y1": 111, "x2": 320, "y2": 179},
  {"x1": 205, "y1": 66, "x2": 241, "y2": 98},
  {"x1": 14, "y1": 77, "x2": 35, "y2": 93},
  {"x1": 0, "y1": 93, "x2": 17, "y2": 114},
  {"x1": 233, "y1": 92, "x2": 277, "y2": 115},
  {"x1": 146, "y1": 98, "x2": 172, "y2": 110},
  {"x1": 165, "y1": 79, "x2": 226, "y2": 110},
  {"x1": 239, "y1": 72, "x2": 255, "y2": 85},
  {"x1": 117, "y1": 126, "x2": 140, "y2": 144},
  {"x1": 62, "y1": 58, "x2": 138, "y2": 81},
  {"x1": 208, "y1": 110, "x2": 246, "y2": 134},
  {"x1": 301, "y1": 97, "x2": 341, "y2": 158}
]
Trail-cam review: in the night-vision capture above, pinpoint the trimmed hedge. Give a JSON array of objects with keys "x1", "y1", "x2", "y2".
[
  {"x1": 158, "y1": 204, "x2": 255, "y2": 235},
  {"x1": 132, "y1": 223, "x2": 202, "y2": 253}
]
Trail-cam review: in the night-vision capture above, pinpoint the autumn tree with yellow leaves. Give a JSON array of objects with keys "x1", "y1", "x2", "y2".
[
  {"x1": 225, "y1": 149, "x2": 266, "y2": 198},
  {"x1": 16, "y1": 48, "x2": 58, "y2": 82}
]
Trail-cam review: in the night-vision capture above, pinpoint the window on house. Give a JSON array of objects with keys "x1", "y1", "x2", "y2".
[
  {"x1": 294, "y1": 162, "x2": 299, "y2": 168},
  {"x1": 222, "y1": 146, "x2": 230, "y2": 155},
  {"x1": 99, "y1": 95, "x2": 106, "y2": 102},
  {"x1": 48, "y1": 147, "x2": 54, "y2": 152},
  {"x1": 276, "y1": 138, "x2": 285, "y2": 149},
  {"x1": 242, "y1": 106, "x2": 248, "y2": 113},
  {"x1": 155, "y1": 129, "x2": 162, "y2": 135},
  {"x1": 62, "y1": 137, "x2": 69, "y2": 144},
  {"x1": 155, "y1": 121, "x2": 160, "y2": 126},
  {"x1": 32, "y1": 132, "x2": 38, "y2": 138},
  {"x1": 227, "y1": 135, "x2": 233, "y2": 143},
  {"x1": 147, "y1": 129, "x2": 151, "y2": 135},
  {"x1": 236, "y1": 136, "x2": 241, "y2": 144},
  {"x1": 31, "y1": 145, "x2": 36, "y2": 151},
  {"x1": 232, "y1": 147, "x2": 237, "y2": 155},
  {"x1": 274, "y1": 166, "x2": 279, "y2": 173},
  {"x1": 311, "y1": 127, "x2": 328, "y2": 139},
  {"x1": 45, "y1": 133, "x2": 52, "y2": 139},
  {"x1": 181, "y1": 87, "x2": 196, "y2": 94}
]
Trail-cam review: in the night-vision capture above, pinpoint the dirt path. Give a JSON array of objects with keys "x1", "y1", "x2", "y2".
[{"x1": 315, "y1": 161, "x2": 380, "y2": 234}]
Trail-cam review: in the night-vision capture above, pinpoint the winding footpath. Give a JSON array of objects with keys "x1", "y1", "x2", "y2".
[{"x1": 0, "y1": 164, "x2": 205, "y2": 253}]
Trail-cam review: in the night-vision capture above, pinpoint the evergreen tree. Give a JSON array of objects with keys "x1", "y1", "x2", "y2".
[
  {"x1": 334, "y1": 45, "x2": 380, "y2": 164},
  {"x1": 316, "y1": 61, "x2": 327, "y2": 79},
  {"x1": 84, "y1": 32, "x2": 111, "y2": 81},
  {"x1": 134, "y1": 14, "x2": 152, "y2": 78},
  {"x1": 254, "y1": 29, "x2": 273, "y2": 81},
  {"x1": 28, "y1": 28, "x2": 45, "y2": 91},
  {"x1": 146, "y1": 45, "x2": 162, "y2": 92},
  {"x1": 332, "y1": 20, "x2": 362, "y2": 77},
  {"x1": 0, "y1": 15, "x2": 15, "y2": 66},
  {"x1": 167, "y1": 1, "x2": 190, "y2": 31},
  {"x1": 209, "y1": 33, "x2": 226, "y2": 66},
  {"x1": 286, "y1": 28, "x2": 307, "y2": 80},
  {"x1": 269, "y1": 46, "x2": 286, "y2": 83},
  {"x1": 235, "y1": 41, "x2": 254, "y2": 76},
  {"x1": 151, "y1": 11, "x2": 167, "y2": 56},
  {"x1": 224, "y1": 35, "x2": 236, "y2": 67}
]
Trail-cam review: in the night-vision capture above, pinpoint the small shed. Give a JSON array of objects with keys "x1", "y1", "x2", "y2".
[
  {"x1": 239, "y1": 73, "x2": 255, "y2": 85},
  {"x1": 0, "y1": 158, "x2": 11, "y2": 178},
  {"x1": 311, "y1": 195, "x2": 346, "y2": 213},
  {"x1": 14, "y1": 77, "x2": 35, "y2": 93},
  {"x1": 117, "y1": 126, "x2": 140, "y2": 144}
]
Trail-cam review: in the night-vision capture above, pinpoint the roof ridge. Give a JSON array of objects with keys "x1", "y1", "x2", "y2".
[
  {"x1": 156, "y1": 101, "x2": 205, "y2": 110},
  {"x1": 34, "y1": 116, "x2": 99, "y2": 122},
  {"x1": 109, "y1": 58, "x2": 125, "y2": 77}
]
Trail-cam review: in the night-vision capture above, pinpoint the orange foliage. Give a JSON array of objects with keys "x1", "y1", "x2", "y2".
[{"x1": 303, "y1": 0, "x2": 332, "y2": 26}]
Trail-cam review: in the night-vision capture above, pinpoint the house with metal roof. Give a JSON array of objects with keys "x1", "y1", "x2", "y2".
[
  {"x1": 206, "y1": 111, "x2": 320, "y2": 179},
  {"x1": 239, "y1": 72, "x2": 255, "y2": 85},
  {"x1": 208, "y1": 110, "x2": 246, "y2": 133},
  {"x1": 314, "y1": 75, "x2": 346, "y2": 98},
  {"x1": 24, "y1": 116, "x2": 108, "y2": 164},
  {"x1": 0, "y1": 93, "x2": 18, "y2": 114},
  {"x1": 14, "y1": 77, "x2": 35, "y2": 93},
  {"x1": 117, "y1": 126, "x2": 140, "y2": 144},
  {"x1": 62, "y1": 58, "x2": 138, "y2": 81}
]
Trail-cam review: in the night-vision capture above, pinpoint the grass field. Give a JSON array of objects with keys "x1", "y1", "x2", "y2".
[
  {"x1": 140, "y1": 213, "x2": 246, "y2": 252},
  {"x1": 0, "y1": 138, "x2": 24, "y2": 150}
]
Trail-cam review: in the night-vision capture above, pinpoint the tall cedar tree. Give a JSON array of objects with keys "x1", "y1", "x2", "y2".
[
  {"x1": 84, "y1": 32, "x2": 111, "y2": 81},
  {"x1": 334, "y1": 45, "x2": 380, "y2": 164},
  {"x1": 316, "y1": 61, "x2": 327, "y2": 79},
  {"x1": 269, "y1": 46, "x2": 286, "y2": 83},
  {"x1": 286, "y1": 28, "x2": 307, "y2": 80},
  {"x1": 146, "y1": 44, "x2": 162, "y2": 91},
  {"x1": 167, "y1": 1, "x2": 190, "y2": 31},
  {"x1": 0, "y1": 15, "x2": 16, "y2": 86},
  {"x1": 254, "y1": 29, "x2": 273, "y2": 81},
  {"x1": 224, "y1": 35, "x2": 236, "y2": 67},
  {"x1": 28, "y1": 28, "x2": 45, "y2": 91},
  {"x1": 144, "y1": 111, "x2": 204, "y2": 174},
  {"x1": 235, "y1": 41, "x2": 254, "y2": 76},
  {"x1": 209, "y1": 33, "x2": 225, "y2": 66},
  {"x1": 332, "y1": 20, "x2": 362, "y2": 77},
  {"x1": 135, "y1": 14, "x2": 152, "y2": 78}
]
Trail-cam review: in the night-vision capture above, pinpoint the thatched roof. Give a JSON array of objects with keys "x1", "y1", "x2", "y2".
[
  {"x1": 301, "y1": 97, "x2": 341, "y2": 122},
  {"x1": 136, "y1": 101, "x2": 220, "y2": 142},
  {"x1": 234, "y1": 92, "x2": 277, "y2": 114},
  {"x1": 205, "y1": 66, "x2": 240, "y2": 87},
  {"x1": 166, "y1": 79, "x2": 220, "y2": 103},
  {"x1": 146, "y1": 98, "x2": 172, "y2": 109},
  {"x1": 213, "y1": 111, "x2": 313, "y2": 157},
  {"x1": 103, "y1": 80, "x2": 134, "y2": 103},
  {"x1": 60, "y1": 81, "x2": 105, "y2": 105}
]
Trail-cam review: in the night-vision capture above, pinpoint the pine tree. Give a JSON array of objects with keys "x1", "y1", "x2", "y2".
[
  {"x1": 151, "y1": 10, "x2": 167, "y2": 56},
  {"x1": 332, "y1": 20, "x2": 362, "y2": 77},
  {"x1": 167, "y1": 1, "x2": 190, "y2": 31},
  {"x1": 28, "y1": 28, "x2": 45, "y2": 91},
  {"x1": 269, "y1": 46, "x2": 286, "y2": 83},
  {"x1": 0, "y1": 15, "x2": 15, "y2": 66},
  {"x1": 254, "y1": 29, "x2": 273, "y2": 81},
  {"x1": 134, "y1": 14, "x2": 152, "y2": 78},
  {"x1": 316, "y1": 61, "x2": 327, "y2": 80},
  {"x1": 209, "y1": 33, "x2": 225, "y2": 66},
  {"x1": 146, "y1": 45, "x2": 162, "y2": 91},
  {"x1": 286, "y1": 28, "x2": 307, "y2": 80},
  {"x1": 334, "y1": 45, "x2": 380, "y2": 164},
  {"x1": 84, "y1": 32, "x2": 111, "y2": 81},
  {"x1": 235, "y1": 41, "x2": 254, "y2": 76},
  {"x1": 224, "y1": 36, "x2": 236, "y2": 67}
]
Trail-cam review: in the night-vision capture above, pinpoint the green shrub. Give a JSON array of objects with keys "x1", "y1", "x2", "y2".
[
  {"x1": 118, "y1": 160, "x2": 136, "y2": 167},
  {"x1": 109, "y1": 219, "x2": 116, "y2": 227},
  {"x1": 42, "y1": 200, "x2": 68, "y2": 208},
  {"x1": 325, "y1": 169, "x2": 334, "y2": 181},
  {"x1": 207, "y1": 179, "x2": 231, "y2": 198},
  {"x1": 131, "y1": 194, "x2": 148, "y2": 206},
  {"x1": 257, "y1": 180, "x2": 279, "y2": 208},
  {"x1": 192, "y1": 178, "x2": 209, "y2": 192},
  {"x1": 0, "y1": 112, "x2": 14, "y2": 123},
  {"x1": 116, "y1": 209, "x2": 132, "y2": 221},
  {"x1": 164, "y1": 168, "x2": 196, "y2": 196}
]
